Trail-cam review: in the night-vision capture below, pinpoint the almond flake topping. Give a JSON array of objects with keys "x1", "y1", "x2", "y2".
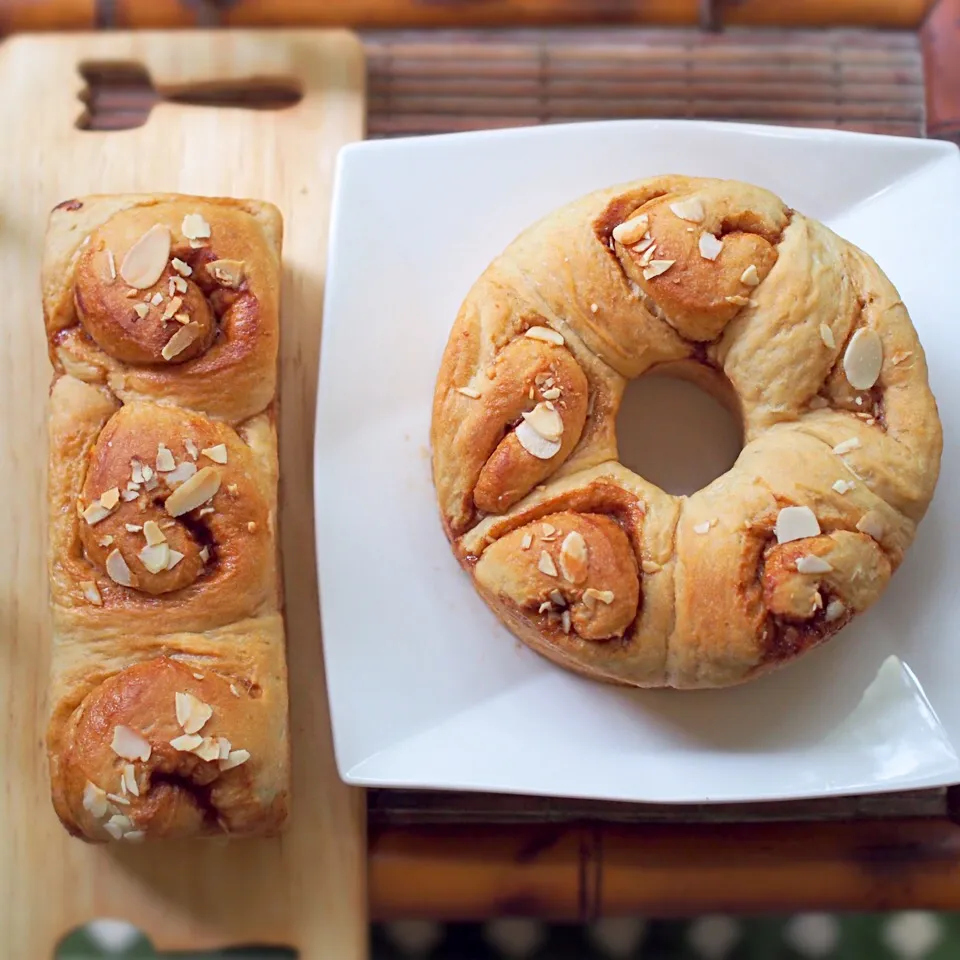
[
  {"x1": 193, "y1": 737, "x2": 221, "y2": 762},
  {"x1": 521, "y1": 533, "x2": 533, "y2": 550},
  {"x1": 559, "y1": 531, "x2": 589, "y2": 584},
  {"x1": 582, "y1": 587, "x2": 615, "y2": 607},
  {"x1": 166, "y1": 550, "x2": 185, "y2": 570},
  {"x1": 175, "y1": 691, "x2": 213, "y2": 734},
  {"x1": 122, "y1": 764, "x2": 140, "y2": 797},
  {"x1": 171, "y1": 257, "x2": 192, "y2": 277},
  {"x1": 524, "y1": 325, "x2": 564, "y2": 346},
  {"x1": 111, "y1": 725, "x2": 151, "y2": 762},
  {"x1": 81, "y1": 580, "x2": 103, "y2": 605},
  {"x1": 693, "y1": 521, "x2": 711, "y2": 534},
  {"x1": 561, "y1": 610, "x2": 572, "y2": 634},
  {"x1": 819, "y1": 324, "x2": 836, "y2": 350},
  {"x1": 99, "y1": 535, "x2": 114, "y2": 547},
  {"x1": 825, "y1": 599, "x2": 846, "y2": 622},
  {"x1": 170, "y1": 733, "x2": 203, "y2": 752},
  {"x1": 832, "y1": 438, "x2": 861, "y2": 455},
  {"x1": 199, "y1": 546, "x2": 210, "y2": 563},
  {"x1": 165, "y1": 466, "x2": 221, "y2": 517},
  {"x1": 150, "y1": 291, "x2": 164, "y2": 306},
  {"x1": 538, "y1": 551, "x2": 558, "y2": 578},
  {"x1": 133, "y1": 302, "x2": 150, "y2": 320},
  {"x1": 119, "y1": 224, "x2": 171, "y2": 289},
  {"x1": 639, "y1": 243, "x2": 658, "y2": 265},
  {"x1": 167, "y1": 460, "x2": 197, "y2": 485},
  {"x1": 100, "y1": 487, "x2": 120, "y2": 510},
  {"x1": 643, "y1": 259, "x2": 675, "y2": 280},
  {"x1": 218, "y1": 737, "x2": 232, "y2": 760},
  {"x1": 740, "y1": 264, "x2": 760, "y2": 286},
  {"x1": 139, "y1": 542, "x2": 170, "y2": 574},
  {"x1": 542, "y1": 387, "x2": 561, "y2": 400},
  {"x1": 521, "y1": 402, "x2": 563, "y2": 442},
  {"x1": 669, "y1": 197, "x2": 705, "y2": 222},
  {"x1": 156, "y1": 444, "x2": 176, "y2": 472},
  {"x1": 641, "y1": 560, "x2": 661, "y2": 574},
  {"x1": 201, "y1": 443, "x2": 228, "y2": 464},
  {"x1": 456, "y1": 386, "x2": 480, "y2": 399},
  {"x1": 121, "y1": 490, "x2": 138, "y2": 502},
  {"x1": 611, "y1": 214, "x2": 649, "y2": 245},
  {"x1": 83, "y1": 781, "x2": 109, "y2": 818},
  {"x1": 220, "y1": 749, "x2": 250, "y2": 772},
  {"x1": 843, "y1": 328, "x2": 883, "y2": 390},
  {"x1": 143, "y1": 519, "x2": 166, "y2": 546},
  {"x1": 796, "y1": 555, "x2": 833, "y2": 574},
  {"x1": 106, "y1": 549, "x2": 133, "y2": 586},
  {"x1": 181, "y1": 213, "x2": 211, "y2": 241},
  {"x1": 698, "y1": 232, "x2": 723, "y2": 261},
  {"x1": 725, "y1": 295, "x2": 752, "y2": 307},
  {"x1": 856, "y1": 511, "x2": 884, "y2": 540},
  {"x1": 774, "y1": 506, "x2": 821, "y2": 544},
  {"x1": 184, "y1": 438, "x2": 199, "y2": 460},
  {"x1": 161, "y1": 321, "x2": 201, "y2": 361},
  {"x1": 632, "y1": 235, "x2": 654, "y2": 254},
  {"x1": 209, "y1": 259, "x2": 245, "y2": 289},
  {"x1": 173, "y1": 275, "x2": 189, "y2": 293},
  {"x1": 229, "y1": 683, "x2": 240, "y2": 697},
  {"x1": 541, "y1": 523, "x2": 556, "y2": 537},
  {"x1": 832, "y1": 479, "x2": 856, "y2": 494},
  {"x1": 103, "y1": 249, "x2": 117, "y2": 281},
  {"x1": 161, "y1": 296, "x2": 183, "y2": 321}
]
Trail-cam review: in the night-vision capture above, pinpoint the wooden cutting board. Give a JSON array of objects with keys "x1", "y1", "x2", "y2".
[{"x1": 0, "y1": 29, "x2": 367, "y2": 959}]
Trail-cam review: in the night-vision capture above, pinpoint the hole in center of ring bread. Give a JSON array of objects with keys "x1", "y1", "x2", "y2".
[{"x1": 615, "y1": 359, "x2": 743, "y2": 497}]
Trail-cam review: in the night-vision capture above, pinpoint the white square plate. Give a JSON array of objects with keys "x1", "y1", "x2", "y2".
[{"x1": 316, "y1": 120, "x2": 960, "y2": 803}]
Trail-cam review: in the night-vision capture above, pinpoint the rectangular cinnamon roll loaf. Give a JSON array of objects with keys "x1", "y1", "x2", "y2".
[{"x1": 42, "y1": 195, "x2": 289, "y2": 842}]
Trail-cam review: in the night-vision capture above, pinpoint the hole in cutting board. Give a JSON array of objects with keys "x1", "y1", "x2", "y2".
[{"x1": 76, "y1": 62, "x2": 303, "y2": 131}]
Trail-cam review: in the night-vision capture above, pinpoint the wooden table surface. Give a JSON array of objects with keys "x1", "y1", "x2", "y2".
[{"x1": 3, "y1": 0, "x2": 960, "y2": 922}]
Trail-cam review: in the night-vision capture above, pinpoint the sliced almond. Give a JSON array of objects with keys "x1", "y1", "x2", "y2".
[
  {"x1": 456, "y1": 386, "x2": 480, "y2": 399},
  {"x1": 229, "y1": 683, "x2": 240, "y2": 697},
  {"x1": 856, "y1": 511, "x2": 884, "y2": 540},
  {"x1": 142, "y1": 519, "x2": 166, "y2": 546},
  {"x1": 165, "y1": 466, "x2": 220, "y2": 517},
  {"x1": 549, "y1": 589, "x2": 567, "y2": 607},
  {"x1": 167, "y1": 460, "x2": 197, "y2": 485},
  {"x1": 161, "y1": 295, "x2": 183, "y2": 321},
  {"x1": 156, "y1": 444, "x2": 176, "y2": 472},
  {"x1": 82, "y1": 781, "x2": 109, "y2": 818},
  {"x1": 520, "y1": 533, "x2": 533, "y2": 550},
  {"x1": 142, "y1": 464, "x2": 154, "y2": 482},
  {"x1": 558, "y1": 531, "x2": 589, "y2": 584},
  {"x1": 668, "y1": 197, "x2": 705, "y2": 222},
  {"x1": 181, "y1": 213, "x2": 211, "y2": 241},
  {"x1": 103, "y1": 817, "x2": 128, "y2": 840},
  {"x1": 106, "y1": 549, "x2": 133, "y2": 586},
  {"x1": 642, "y1": 259, "x2": 675, "y2": 280},
  {"x1": 160, "y1": 322, "x2": 201, "y2": 361},
  {"x1": 537, "y1": 551, "x2": 558, "y2": 578},
  {"x1": 122, "y1": 764, "x2": 140, "y2": 798},
  {"x1": 166, "y1": 549, "x2": 185, "y2": 570},
  {"x1": 170, "y1": 733, "x2": 203, "y2": 752},
  {"x1": 99, "y1": 487, "x2": 120, "y2": 510},
  {"x1": 184, "y1": 438, "x2": 199, "y2": 460},
  {"x1": 119, "y1": 224, "x2": 171, "y2": 289},
  {"x1": 192, "y1": 737, "x2": 221, "y2": 762},
  {"x1": 819, "y1": 323, "x2": 836, "y2": 350},
  {"x1": 832, "y1": 479, "x2": 856, "y2": 494},
  {"x1": 843, "y1": 328, "x2": 883, "y2": 390},
  {"x1": 173, "y1": 275, "x2": 189, "y2": 293},
  {"x1": 631, "y1": 235, "x2": 654, "y2": 254},
  {"x1": 590, "y1": 303, "x2": 599, "y2": 314},
  {"x1": 82, "y1": 501, "x2": 112, "y2": 526},
  {"x1": 139, "y1": 542, "x2": 170, "y2": 574},
  {"x1": 121, "y1": 490, "x2": 138, "y2": 502},
  {"x1": 521, "y1": 402, "x2": 563, "y2": 442},
  {"x1": 106, "y1": 793, "x2": 130, "y2": 806},
  {"x1": 582, "y1": 587, "x2": 615, "y2": 606},
  {"x1": 561, "y1": 610, "x2": 572, "y2": 634},
  {"x1": 541, "y1": 523, "x2": 556, "y2": 537},
  {"x1": 111, "y1": 725, "x2": 151, "y2": 762},
  {"x1": 218, "y1": 737, "x2": 232, "y2": 760},
  {"x1": 524, "y1": 326, "x2": 564, "y2": 346},
  {"x1": 150, "y1": 292, "x2": 164, "y2": 306},
  {"x1": 774, "y1": 506, "x2": 821, "y2": 544},
  {"x1": 199, "y1": 546, "x2": 210, "y2": 563},
  {"x1": 123, "y1": 830, "x2": 146, "y2": 843},
  {"x1": 209, "y1": 259, "x2": 245, "y2": 289},
  {"x1": 130, "y1": 460, "x2": 144, "y2": 484},
  {"x1": 832, "y1": 438, "x2": 861, "y2": 455},
  {"x1": 176, "y1": 691, "x2": 213, "y2": 735},
  {"x1": 641, "y1": 560, "x2": 661, "y2": 574},
  {"x1": 796, "y1": 555, "x2": 833, "y2": 574},
  {"x1": 516, "y1": 420, "x2": 561, "y2": 459},
  {"x1": 81, "y1": 580, "x2": 103, "y2": 606},
  {"x1": 98, "y1": 535, "x2": 114, "y2": 547},
  {"x1": 133, "y1": 302, "x2": 150, "y2": 320},
  {"x1": 201, "y1": 443, "x2": 228, "y2": 464},
  {"x1": 639, "y1": 242, "x2": 658, "y2": 266},
  {"x1": 693, "y1": 521, "x2": 711, "y2": 534},
  {"x1": 825, "y1": 599, "x2": 847, "y2": 622},
  {"x1": 725, "y1": 295, "x2": 752, "y2": 307},
  {"x1": 740, "y1": 264, "x2": 760, "y2": 286},
  {"x1": 698, "y1": 232, "x2": 723, "y2": 261},
  {"x1": 542, "y1": 387, "x2": 561, "y2": 400},
  {"x1": 220, "y1": 749, "x2": 251, "y2": 772},
  {"x1": 102, "y1": 249, "x2": 117, "y2": 282},
  {"x1": 611, "y1": 214, "x2": 650, "y2": 245},
  {"x1": 171, "y1": 257, "x2": 192, "y2": 277}
]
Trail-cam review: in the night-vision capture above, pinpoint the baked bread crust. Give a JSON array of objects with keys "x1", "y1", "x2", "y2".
[
  {"x1": 431, "y1": 176, "x2": 942, "y2": 689},
  {"x1": 43, "y1": 194, "x2": 289, "y2": 840}
]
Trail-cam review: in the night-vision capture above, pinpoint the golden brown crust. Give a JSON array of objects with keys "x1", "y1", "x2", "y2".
[
  {"x1": 433, "y1": 176, "x2": 942, "y2": 689},
  {"x1": 44, "y1": 194, "x2": 288, "y2": 841}
]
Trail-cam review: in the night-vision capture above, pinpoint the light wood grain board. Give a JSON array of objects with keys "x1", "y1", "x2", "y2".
[{"x1": 0, "y1": 29, "x2": 367, "y2": 959}]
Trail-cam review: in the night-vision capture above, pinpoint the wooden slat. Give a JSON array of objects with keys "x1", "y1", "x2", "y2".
[
  {"x1": 0, "y1": 0, "x2": 92, "y2": 30},
  {"x1": 922, "y1": 0, "x2": 960, "y2": 144}
]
